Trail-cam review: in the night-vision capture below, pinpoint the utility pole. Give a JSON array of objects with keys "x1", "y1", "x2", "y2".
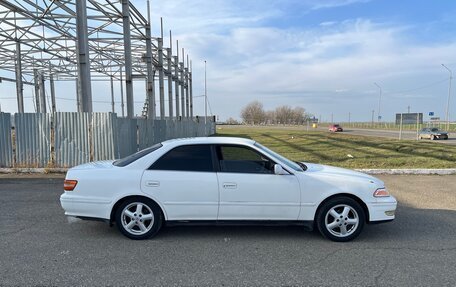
[
  {"x1": 331, "y1": 113, "x2": 333, "y2": 124},
  {"x1": 204, "y1": 60, "x2": 208, "y2": 135},
  {"x1": 407, "y1": 106, "x2": 410, "y2": 113},
  {"x1": 371, "y1": 110, "x2": 375, "y2": 127},
  {"x1": 374, "y1": 82, "x2": 382, "y2": 122},
  {"x1": 442, "y1": 64, "x2": 452, "y2": 131},
  {"x1": 348, "y1": 112, "x2": 351, "y2": 127}
]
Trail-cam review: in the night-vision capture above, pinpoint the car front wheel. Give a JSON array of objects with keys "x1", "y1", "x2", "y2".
[
  {"x1": 316, "y1": 197, "x2": 365, "y2": 242},
  {"x1": 115, "y1": 197, "x2": 163, "y2": 240}
]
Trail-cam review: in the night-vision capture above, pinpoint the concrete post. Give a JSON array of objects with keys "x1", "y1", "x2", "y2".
[
  {"x1": 15, "y1": 42, "x2": 24, "y2": 113},
  {"x1": 121, "y1": 0, "x2": 134, "y2": 118},
  {"x1": 75, "y1": 0, "x2": 93, "y2": 113}
]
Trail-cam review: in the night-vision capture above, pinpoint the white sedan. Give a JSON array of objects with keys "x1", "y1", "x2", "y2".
[{"x1": 60, "y1": 137, "x2": 397, "y2": 242}]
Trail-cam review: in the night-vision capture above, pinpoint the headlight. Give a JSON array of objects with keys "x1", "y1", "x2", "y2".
[{"x1": 373, "y1": 188, "x2": 390, "y2": 197}]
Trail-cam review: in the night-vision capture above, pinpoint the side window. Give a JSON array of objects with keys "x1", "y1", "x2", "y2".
[
  {"x1": 217, "y1": 145, "x2": 275, "y2": 174},
  {"x1": 150, "y1": 145, "x2": 213, "y2": 172}
]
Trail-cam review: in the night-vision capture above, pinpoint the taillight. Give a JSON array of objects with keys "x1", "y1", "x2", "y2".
[
  {"x1": 373, "y1": 188, "x2": 389, "y2": 197},
  {"x1": 64, "y1": 180, "x2": 78, "y2": 191}
]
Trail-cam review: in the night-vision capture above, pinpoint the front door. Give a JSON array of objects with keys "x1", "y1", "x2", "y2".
[{"x1": 215, "y1": 145, "x2": 301, "y2": 220}]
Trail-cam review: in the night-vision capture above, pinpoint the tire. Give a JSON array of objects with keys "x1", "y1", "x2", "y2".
[
  {"x1": 431, "y1": 135, "x2": 436, "y2": 140},
  {"x1": 316, "y1": 197, "x2": 365, "y2": 242},
  {"x1": 115, "y1": 197, "x2": 163, "y2": 240}
]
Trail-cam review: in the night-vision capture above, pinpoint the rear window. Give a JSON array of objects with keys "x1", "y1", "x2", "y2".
[
  {"x1": 113, "y1": 143, "x2": 163, "y2": 167},
  {"x1": 149, "y1": 145, "x2": 213, "y2": 172}
]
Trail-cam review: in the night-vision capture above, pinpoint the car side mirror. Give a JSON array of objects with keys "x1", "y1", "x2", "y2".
[{"x1": 274, "y1": 164, "x2": 288, "y2": 175}]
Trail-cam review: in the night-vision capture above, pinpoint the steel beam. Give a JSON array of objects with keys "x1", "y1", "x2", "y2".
[
  {"x1": 110, "y1": 76, "x2": 115, "y2": 113},
  {"x1": 167, "y1": 47, "x2": 173, "y2": 119},
  {"x1": 39, "y1": 72, "x2": 46, "y2": 113},
  {"x1": 180, "y1": 60, "x2": 185, "y2": 117},
  {"x1": 189, "y1": 60, "x2": 193, "y2": 118},
  {"x1": 15, "y1": 42, "x2": 24, "y2": 113},
  {"x1": 33, "y1": 69, "x2": 40, "y2": 113},
  {"x1": 75, "y1": 0, "x2": 93, "y2": 113},
  {"x1": 158, "y1": 38, "x2": 165, "y2": 119},
  {"x1": 120, "y1": 66, "x2": 125, "y2": 117},
  {"x1": 174, "y1": 40, "x2": 180, "y2": 118},
  {"x1": 49, "y1": 73, "x2": 56, "y2": 113},
  {"x1": 122, "y1": 0, "x2": 134, "y2": 118},
  {"x1": 145, "y1": 1, "x2": 155, "y2": 119}
]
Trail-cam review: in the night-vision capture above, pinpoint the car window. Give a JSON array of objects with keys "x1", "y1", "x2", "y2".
[
  {"x1": 216, "y1": 145, "x2": 275, "y2": 174},
  {"x1": 113, "y1": 143, "x2": 163, "y2": 167},
  {"x1": 149, "y1": 144, "x2": 213, "y2": 172},
  {"x1": 431, "y1": 128, "x2": 439, "y2": 132},
  {"x1": 254, "y1": 142, "x2": 303, "y2": 172}
]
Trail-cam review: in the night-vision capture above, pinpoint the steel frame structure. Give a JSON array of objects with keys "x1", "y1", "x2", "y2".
[{"x1": 0, "y1": 0, "x2": 193, "y2": 119}]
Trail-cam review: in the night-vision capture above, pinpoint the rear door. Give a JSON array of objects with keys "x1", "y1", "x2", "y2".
[
  {"x1": 215, "y1": 144, "x2": 301, "y2": 220},
  {"x1": 141, "y1": 144, "x2": 219, "y2": 220}
]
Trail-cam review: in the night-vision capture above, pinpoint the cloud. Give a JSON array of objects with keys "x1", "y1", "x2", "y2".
[{"x1": 2, "y1": 0, "x2": 456, "y2": 123}]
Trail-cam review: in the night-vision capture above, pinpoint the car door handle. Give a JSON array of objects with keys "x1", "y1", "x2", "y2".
[
  {"x1": 223, "y1": 182, "x2": 237, "y2": 189},
  {"x1": 145, "y1": 181, "x2": 160, "y2": 187}
]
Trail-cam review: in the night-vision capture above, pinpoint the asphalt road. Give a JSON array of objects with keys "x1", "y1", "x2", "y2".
[
  {"x1": 326, "y1": 127, "x2": 456, "y2": 145},
  {"x1": 1, "y1": 176, "x2": 456, "y2": 286}
]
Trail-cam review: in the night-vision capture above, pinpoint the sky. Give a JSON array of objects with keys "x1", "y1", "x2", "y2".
[{"x1": 1, "y1": 0, "x2": 456, "y2": 122}]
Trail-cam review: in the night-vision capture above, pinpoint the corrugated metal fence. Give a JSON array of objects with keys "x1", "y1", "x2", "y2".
[{"x1": 0, "y1": 112, "x2": 216, "y2": 168}]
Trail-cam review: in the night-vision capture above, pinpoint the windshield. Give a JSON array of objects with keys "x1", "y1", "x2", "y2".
[
  {"x1": 254, "y1": 142, "x2": 303, "y2": 172},
  {"x1": 113, "y1": 143, "x2": 163, "y2": 167}
]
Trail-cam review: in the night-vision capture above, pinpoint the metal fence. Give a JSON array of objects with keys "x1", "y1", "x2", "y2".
[{"x1": 0, "y1": 112, "x2": 216, "y2": 168}]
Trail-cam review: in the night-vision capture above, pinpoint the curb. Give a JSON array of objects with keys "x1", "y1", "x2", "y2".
[
  {"x1": 356, "y1": 169, "x2": 456, "y2": 175},
  {"x1": 0, "y1": 168, "x2": 68, "y2": 174},
  {"x1": 1, "y1": 168, "x2": 455, "y2": 175}
]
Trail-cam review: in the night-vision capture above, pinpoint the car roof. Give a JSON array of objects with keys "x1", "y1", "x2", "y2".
[{"x1": 160, "y1": 136, "x2": 256, "y2": 147}]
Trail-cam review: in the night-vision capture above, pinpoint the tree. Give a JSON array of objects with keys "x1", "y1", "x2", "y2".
[
  {"x1": 241, "y1": 101, "x2": 265, "y2": 125},
  {"x1": 225, "y1": 117, "x2": 240, "y2": 125}
]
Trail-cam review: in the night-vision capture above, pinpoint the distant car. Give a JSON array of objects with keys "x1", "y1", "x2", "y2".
[
  {"x1": 329, "y1": 124, "x2": 343, "y2": 132},
  {"x1": 418, "y1": 128, "x2": 449, "y2": 140}
]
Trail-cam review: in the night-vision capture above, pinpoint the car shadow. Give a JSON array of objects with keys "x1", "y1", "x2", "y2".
[{"x1": 84, "y1": 202, "x2": 455, "y2": 244}]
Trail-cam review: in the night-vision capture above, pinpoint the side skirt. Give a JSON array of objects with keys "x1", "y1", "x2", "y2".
[{"x1": 165, "y1": 220, "x2": 314, "y2": 231}]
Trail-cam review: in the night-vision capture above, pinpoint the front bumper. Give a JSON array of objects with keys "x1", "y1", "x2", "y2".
[
  {"x1": 368, "y1": 196, "x2": 397, "y2": 222},
  {"x1": 60, "y1": 192, "x2": 112, "y2": 220}
]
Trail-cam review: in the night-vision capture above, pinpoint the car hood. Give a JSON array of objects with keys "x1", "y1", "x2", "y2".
[
  {"x1": 70, "y1": 160, "x2": 115, "y2": 171},
  {"x1": 302, "y1": 162, "x2": 384, "y2": 186}
]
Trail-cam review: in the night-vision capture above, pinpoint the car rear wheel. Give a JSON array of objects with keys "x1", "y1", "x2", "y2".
[
  {"x1": 316, "y1": 197, "x2": 365, "y2": 242},
  {"x1": 431, "y1": 135, "x2": 436, "y2": 140},
  {"x1": 115, "y1": 197, "x2": 163, "y2": 240}
]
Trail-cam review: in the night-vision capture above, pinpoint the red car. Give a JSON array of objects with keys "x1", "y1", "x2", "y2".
[{"x1": 329, "y1": 124, "x2": 343, "y2": 132}]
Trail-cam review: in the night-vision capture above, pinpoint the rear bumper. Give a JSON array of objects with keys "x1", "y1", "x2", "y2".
[
  {"x1": 60, "y1": 192, "x2": 112, "y2": 220},
  {"x1": 368, "y1": 197, "x2": 397, "y2": 222}
]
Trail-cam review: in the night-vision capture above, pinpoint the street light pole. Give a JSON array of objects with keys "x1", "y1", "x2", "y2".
[
  {"x1": 204, "y1": 60, "x2": 208, "y2": 135},
  {"x1": 442, "y1": 64, "x2": 452, "y2": 131},
  {"x1": 374, "y1": 82, "x2": 382, "y2": 123}
]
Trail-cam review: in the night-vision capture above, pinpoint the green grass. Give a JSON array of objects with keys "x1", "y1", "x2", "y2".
[{"x1": 214, "y1": 125, "x2": 456, "y2": 169}]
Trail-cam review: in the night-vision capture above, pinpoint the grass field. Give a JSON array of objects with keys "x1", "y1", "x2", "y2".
[{"x1": 215, "y1": 125, "x2": 456, "y2": 169}]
